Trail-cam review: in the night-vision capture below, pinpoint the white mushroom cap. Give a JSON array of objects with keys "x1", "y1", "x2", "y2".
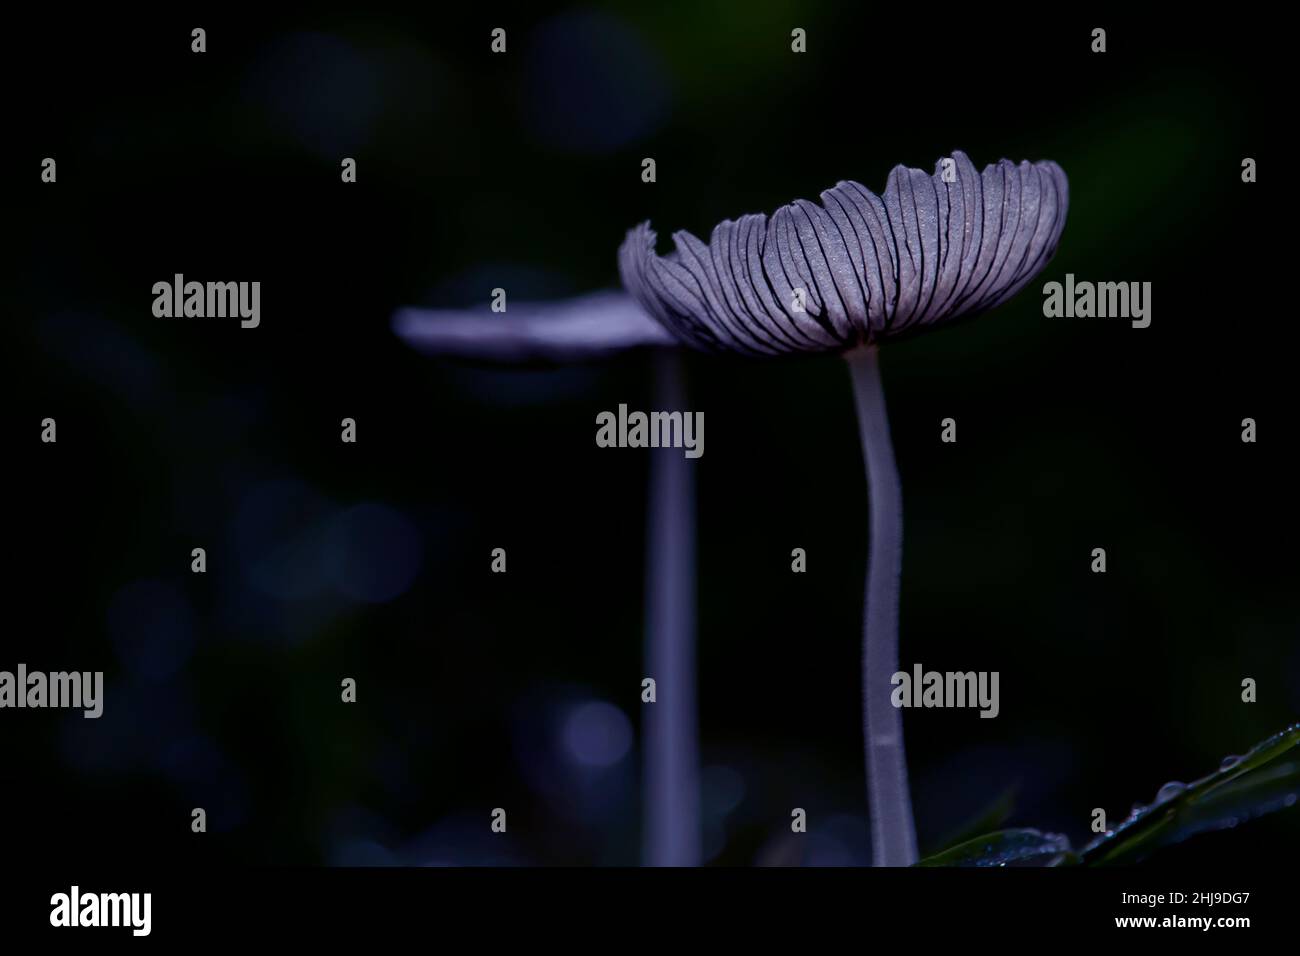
[{"x1": 618, "y1": 151, "x2": 1068, "y2": 354}]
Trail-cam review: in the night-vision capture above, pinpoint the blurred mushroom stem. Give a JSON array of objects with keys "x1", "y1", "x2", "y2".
[
  {"x1": 642, "y1": 350, "x2": 701, "y2": 866},
  {"x1": 845, "y1": 344, "x2": 918, "y2": 867}
]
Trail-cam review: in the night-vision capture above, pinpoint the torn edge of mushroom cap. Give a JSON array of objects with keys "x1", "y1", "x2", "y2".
[
  {"x1": 392, "y1": 290, "x2": 678, "y2": 363},
  {"x1": 617, "y1": 151, "x2": 1069, "y2": 355}
]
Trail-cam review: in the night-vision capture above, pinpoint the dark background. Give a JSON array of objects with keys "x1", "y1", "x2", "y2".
[{"x1": 7, "y1": 4, "x2": 1295, "y2": 867}]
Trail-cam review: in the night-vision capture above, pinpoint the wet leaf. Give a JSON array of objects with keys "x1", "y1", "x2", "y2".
[
  {"x1": 916, "y1": 828, "x2": 1073, "y2": 867},
  {"x1": 1081, "y1": 723, "x2": 1300, "y2": 865},
  {"x1": 923, "y1": 786, "x2": 1017, "y2": 859},
  {"x1": 919, "y1": 724, "x2": 1300, "y2": 867}
]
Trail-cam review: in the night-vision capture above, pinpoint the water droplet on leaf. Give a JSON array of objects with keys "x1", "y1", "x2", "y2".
[{"x1": 1154, "y1": 781, "x2": 1186, "y2": 804}]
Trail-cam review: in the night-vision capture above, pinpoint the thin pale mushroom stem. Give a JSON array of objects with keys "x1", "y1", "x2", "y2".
[
  {"x1": 642, "y1": 349, "x2": 701, "y2": 866},
  {"x1": 845, "y1": 344, "x2": 918, "y2": 867}
]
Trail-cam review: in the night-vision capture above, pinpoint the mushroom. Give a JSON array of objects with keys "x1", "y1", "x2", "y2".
[
  {"x1": 395, "y1": 149, "x2": 1069, "y2": 866},
  {"x1": 394, "y1": 297, "x2": 703, "y2": 866}
]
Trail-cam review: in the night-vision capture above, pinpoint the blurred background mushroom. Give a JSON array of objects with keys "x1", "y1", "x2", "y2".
[{"x1": 393, "y1": 299, "x2": 703, "y2": 866}]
